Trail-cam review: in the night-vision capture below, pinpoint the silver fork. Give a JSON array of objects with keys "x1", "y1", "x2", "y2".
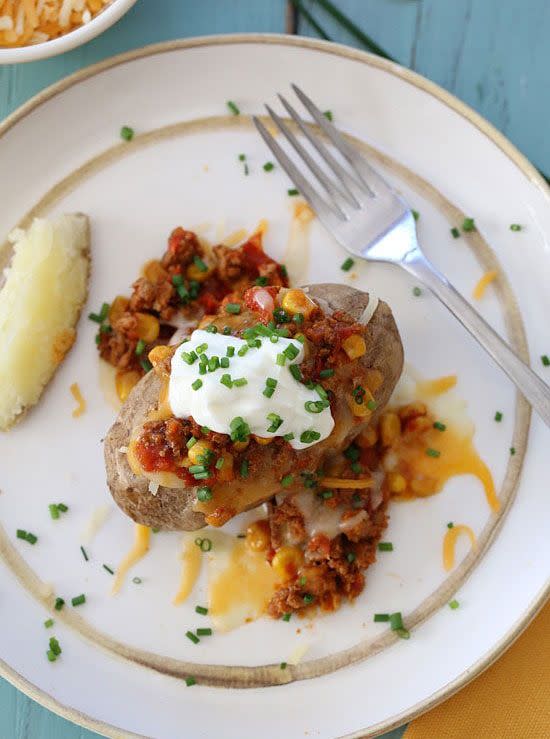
[{"x1": 253, "y1": 84, "x2": 550, "y2": 428}]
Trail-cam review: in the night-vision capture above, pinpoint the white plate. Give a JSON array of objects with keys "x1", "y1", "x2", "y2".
[{"x1": 1, "y1": 35, "x2": 549, "y2": 739}]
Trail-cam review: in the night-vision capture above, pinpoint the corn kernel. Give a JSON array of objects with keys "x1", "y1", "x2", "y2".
[
  {"x1": 186, "y1": 262, "x2": 213, "y2": 282},
  {"x1": 136, "y1": 313, "x2": 160, "y2": 343},
  {"x1": 356, "y1": 427, "x2": 378, "y2": 448},
  {"x1": 253, "y1": 435, "x2": 273, "y2": 446},
  {"x1": 281, "y1": 289, "x2": 316, "y2": 318},
  {"x1": 187, "y1": 439, "x2": 213, "y2": 465},
  {"x1": 246, "y1": 520, "x2": 271, "y2": 552},
  {"x1": 108, "y1": 295, "x2": 130, "y2": 325},
  {"x1": 233, "y1": 439, "x2": 250, "y2": 452},
  {"x1": 142, "y1": 259, "x2": 168, "y2": 284},
  {"x1": 387, "y1": 472, "x2": 407, "y2": 494},
  {"x1": 342, "y1": 334, "x2": 367, "y2": 360},
  {"x1": 379, "y1": 412, "x2": 401, "y2": 446},
  {"x1": 271, "y1": 546, "x2": 304, "y2": 582},
  {"x1": 115, "y1": 370, "x2": 141, "y2": 403}
]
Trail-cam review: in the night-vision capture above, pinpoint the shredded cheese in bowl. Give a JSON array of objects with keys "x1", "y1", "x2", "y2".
[{"x1": 0, "y1": 0, "x2": 111, "y2": 48}]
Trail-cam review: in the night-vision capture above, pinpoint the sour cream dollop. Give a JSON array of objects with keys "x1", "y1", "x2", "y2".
[{"x1": 168, "y1": 329, "x2": 334, "y2": 450}]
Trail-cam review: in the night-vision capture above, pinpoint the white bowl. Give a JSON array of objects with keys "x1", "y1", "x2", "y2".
[{"x1": 0, "y1": 0, "x2": 138, "y2": 64}]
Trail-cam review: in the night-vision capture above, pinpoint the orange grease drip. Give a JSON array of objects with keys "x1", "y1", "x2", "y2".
[
  {"x1": 209, "y1": 541, "x2": 277, "y2": 630},
  {"x1": 443, "y1": 524, "x2": 476, "y2": 570},
  {"x1": 173, "y1": 537, "x2": 202, "y2": 605},
  {"x1": 391, "y1": 424, "x2": 499, "y2": 512}
]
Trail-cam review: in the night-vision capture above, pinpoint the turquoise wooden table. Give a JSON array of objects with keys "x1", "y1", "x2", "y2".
[{"x1": 1, "y1": 1, "x2": 548, "y2": 736}]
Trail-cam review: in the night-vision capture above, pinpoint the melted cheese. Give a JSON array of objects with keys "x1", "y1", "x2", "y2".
[
  {"x1": 80, "y1": 504, "x2": 111, "y2": 546},
  {"x1": 293, "y1": 491, "x2": 343, "y2": 540},
  {"x1": 416, "y1": 375, "x2": 457, "y2": 397},
  {"x1": 126, "y1": 438, "x2": 186, "y2": 490},
  {"x1": 473, "y1": 270, "x2": 498, "y2": 300},
  {"x1": 172, "y1": 535, "x2": 202, "y2": 605},
  {"x1": 112, "y1": 524, "x2": 151, "y2": 595},
  {"x1": 70, "y1": 382, "x2": 86, "y2": 417},
  {"x1": 207, "y1": 533, "x2": 277, "y2": 631},
  {"x1": 443, "y1": 524, "x2": 476, "y2": 570}
]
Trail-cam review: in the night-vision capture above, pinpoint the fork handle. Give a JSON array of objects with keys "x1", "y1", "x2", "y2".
[{"x1": 403, "y1": 252, "x2": 550, "y2": 427}]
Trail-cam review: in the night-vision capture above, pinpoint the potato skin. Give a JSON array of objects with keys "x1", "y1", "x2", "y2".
[{"x1": 104, "y1": 284, "x2": 403, "y2": 531}]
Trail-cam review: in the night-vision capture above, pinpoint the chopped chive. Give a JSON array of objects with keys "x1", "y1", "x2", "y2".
[
  {"x1": 238, "y1": 153, "x2": 246, "y2": 161},
  {"x1": 276, "y1": 353, "x2": 286, "y2": 366},
  {"x1": 192, "y1": 379, "x2": 203, "y2": 391},
  {"x1": 344, "y1": 445, "x2": 360, "y2": 462},
  {"x1": 140, "y1": 358, "x2": 153, "y2": 373},
  {"x1": 194, "y1": 471, "x2": 211, "y2": 480},
  {"x1": 182, "y1": 351, "x2": 197, "y2": 365},
  {"x1": 541, "y1": 355, "x2": 550, "y2": 366},
  {"x1": 240, "y1": 459, "x2": 249, "y2": 478},
  {"x1": 185, "y1": 677, "x2": 196, "y2": 687},
  {"x1": 233, "y1": 378, "x2": 248, "y2": 387},
  {"x1": 187, "y1": 437, "x2": 198, "y2": 449},
  {"x1": 80, "y1": 545, "x2": 89, "y2": 562},
  {"x1": 303, "y1": 593, "x2": 314, "y2": 604},
  {"x1": 263, "y1": 386, "x2": 275, "y2": 398},
  {"x1": 510, "y1": 446, "x2": 516, "y2": 456},
  {"x1": 447, "y1": 522, "x2": 454, "y2": 529},
  {"x1": 494, "y1": 411, "x2": 503, "y2": 422},
  {"x1": 289, "y1": 364, "x2": 302, "y2": 382},
  {"x1": 412, "y1": 210, "x2": 420, "y2": 221},
  {"x1": 200, "y1": 538, "x2": 212, "y2": 552},
  {"x1": 255, "y1": 276, "x2": 269, "y2": 286},
  {"x1": 378, "y1": 542, "x2": 393, "y2": 552},
  {"x1": 132, "y1": 576, "x2": 142, "y2": 584},
  {"x1": 267, "y1": 413, "x2": 283, "y2": 433},
  {"x1": 56, "y1": 503, "x2": 68, "y2": 513},
  {"x1": 120, "y1": 125, "x2": 134, "y2": 141},
  {"x1": 99, "y1": 323, "x2": 112, "y2": 334},
  {"x1": 195, "y1": 605, "x2": 208, "y2": 615},
  {"x1": 449, "y1": 599, "x2": 460, "y2": 610},
  {"x1": 71, "y1": 594, "x2": 86, "y2": 607},
  {"x1": 199, "y1": 363, "x2": 207, "y2": 375},
  {"x1": 266, "y1": 377, "x2": 277, "y2": 388},
  {"x1": 225, "y1": 346, "x2": 235, "y2": 359},
  {"x1": 280, "y1": 662, "x2": 287, "y2": 669},
  {"x1": 197, "y1": 486, "x2": 212, "y2": 502},
  {"x1": 319, "y1": 368, "x2": 334, "y2": 379},
  {"x1": 298, "y1": 576, "x2": 307, "y2": 587},
  {"x1": 196, "y1": 628, "x2": 212, "y2": 637},
  {"x1": 321, "y1": 490, "x2": 333, "y2": 500},
  {"x1": 283, "y1": 432, "x2": 295, "y2": 441},
  {"x1": 208, "y1": 356, "x2": 220, "y2": 372},
  {"x1": 186, "y1": 631, "x2": 200, "y2": 644},
  {"x1": 462, "y1": 217, "x2": 476, "y2": 232},
  {"x1": 263, "y1": 161, "x2": 275, "y2": 172},
  {"x1": 220, "y1": 356, "x2": 230, "y2": 369},
  {"x1": 510, "y1": 223, "x2": 522, "y2": 232},
  {"x1": 46, "y1": 650, "x2": 57, "y2": 662},
  {"x1": 374, "y1": 613, "x2": 390, "y2": 622},
  {"x1": 287, "y1": 188, "x2": 299, "y2": 196},
  {"x1": 351, "y1": 461, "x2": 362, "y2": 474},
  {"x1": 389, "y1": 612, "x2": 404, "y2": 630},
  {"x1": 341, "y1": 257, "x2": 354, "y2": 272},
  {"x1": 193, "y1": 255, "x2": 208, "y2": 272},
  {"x1": 225, "y1": 303, "x2": 241, "y2": 314},
  {"x1": 300, "y1": 430, "x2": 321, "y2": 444},
  {"x1": 215, "y1": 457, "x2": 225, "y2": 470},
  {"x1": 201, "y1": 426, "x2": 210, "y2": 434},
  {"x1": 172, "y1": 274, "x2": 184, "y2": 287},
  {"x1": 103, "y1": 564, "x2": 114, "y2": 575},
  {"x1": 223, "y1": 326, "x2": 232, "y2": 335},
  {"x1": 195, "y1": 342, "x2": 208, "y2": 354},
  {"x1": 49, "y1": 504, "x2": 60, "y2": 520},
  {"x1": 49, "y1": 637, "x2": 62, "y2": 656},
  {"x1": 412, "y1": 286, "x2": 422, "y2": 297},
  {"x1": 282, "y1": 612, "x2": 291, "y2": 622},
  {"x1": 54, "y1": 598, "x2": 65, "y2": 611},
  {"x1": 283, "y1": 343, "x2": 299, "y2": 360},
  {"x1": 426, "y1": 448, "x2": 441, "y2": 458},
  {"x1": 16, "y1": 528, "x2": 26, "y2": 539},
  {"x1": 367, "y1": 399, "x2": 377, "y2": 411},
  {"x1": 450, "y1": 226, "x2": 460, "y2": 238},
  {"x1": 352, "y1": 494, "x2": 363, "y2": 509},
  {"x1": 44, "y1": 618, "x2": 54, "y2": 628},
  {"x1": 396, "y1": 628, "x2": 410, "y2": 639},
  {"x1": 237, "y1": 533, "x2": 246, "y2": 538},
  {"x1": 304, "y1": 400, "x2": 325, "y2": 414},
  {"x1": 88, "y1": 312, "x2": 102, "y2": 323},
  {"x1": 274, "y1": 308, "x2": 290, "y2": 324},
  {"x1": 205, "y1": 324, "x2": 218, "y2": 334},
  {"x1": 281, "y1": 474, "x2": 293, "y2": 487},
  {"x1": 135, "y1": 339, "x2": 146, "y2": 356},
  {"x1": 227, "y1": 100, "x2": 240, "y2": 115},
  {"x1": 433, "y1": 421, "x2": 446, "y2": 431},
  {"x1": 346, "y1": 552, "x2": 356, "y2": 563},
  {"x1": 323, "y1": 110, "x2": 333, "y2": 121}
]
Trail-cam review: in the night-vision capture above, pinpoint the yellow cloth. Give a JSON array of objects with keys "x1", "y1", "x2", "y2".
[{"x1": 404, "y1": 600, "x2": 550, "y2": 738}]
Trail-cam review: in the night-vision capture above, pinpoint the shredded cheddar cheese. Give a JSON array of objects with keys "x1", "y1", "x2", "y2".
[
  {"x1": 0, "y1": 0, "x2": 110, "y2": 48},
  {"x1": 111, "y1": 524, "x2": 151, "y2": 595},
  {"x1": 443, "y1": 524, "x2": 476, "y2": 571},
  {"x1": 319, "y1": 477, "x2": 373, "y2": 489},
  {"x1": 172, "y1": 535, "x2": 202, "y2": 605},
  {"x1": 473, "y1": 270, "x2": 498, "y2": 300},
  {"x1": 70, "y1": 382, "x2": 86, "y2": 417}
]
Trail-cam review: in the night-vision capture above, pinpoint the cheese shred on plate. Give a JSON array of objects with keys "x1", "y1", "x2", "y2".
[
  {"x1": 0, "y1": 0, "x2": 111, "y2": 48},
  {"x1": 0, "y1": 214, "x2": 90, "y2": 431}
]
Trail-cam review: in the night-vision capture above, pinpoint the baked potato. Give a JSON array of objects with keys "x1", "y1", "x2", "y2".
[{"x1": 104, "y1": 283, "x2": 403, "y2": 531}]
